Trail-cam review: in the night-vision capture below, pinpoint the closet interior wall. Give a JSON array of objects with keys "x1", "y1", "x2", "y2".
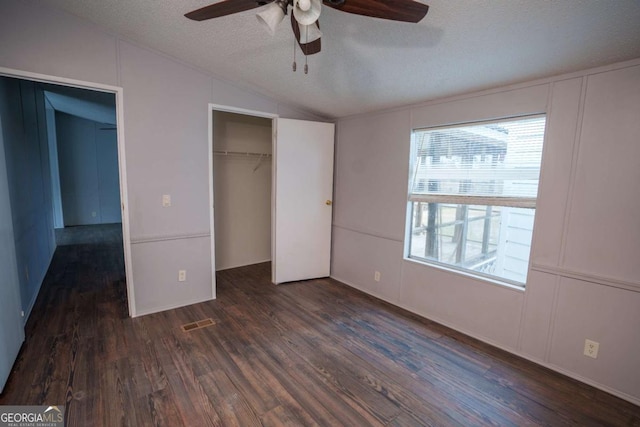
[{"x1": 213, "y1": 111, "x2": 272, "y2": 271}]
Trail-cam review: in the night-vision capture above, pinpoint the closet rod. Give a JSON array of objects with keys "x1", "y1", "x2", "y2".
[{"x1": 213, "y1": 150, "x2": 272, "y2": 158}]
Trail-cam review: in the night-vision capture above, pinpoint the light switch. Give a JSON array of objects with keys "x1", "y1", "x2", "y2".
[{"x1": 162, "y1": 194, "x2": 171, "y2": 207}]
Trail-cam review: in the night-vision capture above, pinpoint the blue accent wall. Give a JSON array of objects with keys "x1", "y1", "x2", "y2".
[
  {"x1": 0, "y1": 77, "x2": 56, "y2": 319},
  {"x1": 56, "y1": 112, "x2": 121, "y2": 226},
  {"x1": 0, "y1": 77, "x2": 26, "y2": 393}
]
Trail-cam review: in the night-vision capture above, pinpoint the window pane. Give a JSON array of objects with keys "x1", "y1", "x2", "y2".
[
  {"x1": 411, "y1": 116, "x2": 546, "y2": 199},
  {"x1": 408, "y1": 202, "x2": 535, "y2": 284}
]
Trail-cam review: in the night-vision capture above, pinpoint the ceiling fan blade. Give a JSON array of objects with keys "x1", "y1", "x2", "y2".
[
  {"x1": 323, "y1": 0, "x2": 428, "y2": 23},
  {"x1": 291, "y1": 14, "x2": 322, "y2": 56},
  {"x1": 185, "y1": 0, "x2": 273, "y2": 21}
]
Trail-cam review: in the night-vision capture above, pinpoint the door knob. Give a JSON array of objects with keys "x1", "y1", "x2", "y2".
[{"x1": 326, "y1": 200, "x2": 332, "y2": 206}]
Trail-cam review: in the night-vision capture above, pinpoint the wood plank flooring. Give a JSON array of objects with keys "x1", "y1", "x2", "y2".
[{"x1": 1, "y1": 240, "x2": 639, "y2": 426}]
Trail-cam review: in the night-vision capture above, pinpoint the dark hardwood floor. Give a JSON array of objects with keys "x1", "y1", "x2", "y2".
[{"x1": 1, "y1": 239, "x2": 639, "y2": 426}]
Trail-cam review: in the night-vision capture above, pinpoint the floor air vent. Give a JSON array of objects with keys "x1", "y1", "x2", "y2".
[{"x1": 181, "y1": 318, "x2": 215, "y2": 332}]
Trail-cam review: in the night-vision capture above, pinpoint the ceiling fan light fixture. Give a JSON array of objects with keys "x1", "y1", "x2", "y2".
[
  {"x1": 187, "y1": 0, "x2": 430, "y2": 70},
  {"x1": 256, "y1": 0, "x2": 288, "y2": 35},
  {"x1": 293, "y1": 0, "x2": 321, "y2": 26},
  {"x1": 299, "y1": 23, "x2": 322, "y2": 43},
  {"x1": 298, "y1": 0, "x2": 311, "y2": 11}
]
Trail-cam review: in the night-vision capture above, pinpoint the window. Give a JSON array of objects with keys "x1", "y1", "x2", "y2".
[{"x1": 407, "y1": 115, "x2": 546, "y2": 286}]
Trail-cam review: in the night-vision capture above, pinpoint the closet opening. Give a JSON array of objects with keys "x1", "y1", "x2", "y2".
[
  {"x1": 210, "y1": 107, "x2": 275, "y2": 274},
  {"x1": 208, "y1": 104, "x2": 334, "y2": 288}
]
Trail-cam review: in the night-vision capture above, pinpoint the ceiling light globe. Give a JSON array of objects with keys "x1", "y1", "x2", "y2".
[
  {"x1": 298, "y1": 0, "x2": 311, "y2": 11},
  {"x1": 293, "y1": 0, "x2": 321, "y2": 26}
]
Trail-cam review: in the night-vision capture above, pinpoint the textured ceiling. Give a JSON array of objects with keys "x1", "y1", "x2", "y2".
[{"x1": 40, "y1": 0, "x2": 640, "y2": 119}]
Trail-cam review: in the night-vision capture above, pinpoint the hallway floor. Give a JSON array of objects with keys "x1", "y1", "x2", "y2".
[{"x1": 55, "y1": 223, "x2": 123, "y2": 246}]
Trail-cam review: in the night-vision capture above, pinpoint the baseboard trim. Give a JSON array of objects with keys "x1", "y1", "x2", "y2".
[
  {"x1": 133, "y1": 295, "x2": 216, "y2": 318},
  {"x1": 215, "y1": 259, "x2": 272, "y2": 272}
]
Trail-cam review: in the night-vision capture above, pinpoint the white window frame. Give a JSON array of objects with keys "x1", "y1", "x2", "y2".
[{"x1": 404, "y1": 114, "x2": 547, "y2": 288}]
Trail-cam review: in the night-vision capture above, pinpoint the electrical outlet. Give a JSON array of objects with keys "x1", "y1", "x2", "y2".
[
  {"x1": 374, "y1": 271, "x2": 381, "y2": 282},
  {"x1": 584, "y1": 339, "x2": 599, "y2": 359},
  {"x1": 178, "y1": 270, "x2": 187, "y2": 282},
  {"x1": 162, "y1": 194, "x2": 171, "y2": 207},
  {"x1": 91, "y1": 211, "x2": 97, "y2": 217}
]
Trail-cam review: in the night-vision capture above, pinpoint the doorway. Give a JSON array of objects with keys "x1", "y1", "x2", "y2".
[
  {"x1": 0, "y1": 66, "x2": 134, "y2": 316},
  {"x1": 42, "y1": 87, "x2": 122, "y2": 246},
  {"x1": 211, "y1": 108, "x2": 275, "y2": 272},
  {"x1": 208, "y1": 104, "x2": 335, "y2": 286}
]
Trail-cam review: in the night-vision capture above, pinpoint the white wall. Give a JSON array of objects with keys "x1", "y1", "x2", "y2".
[
  {"x1": 332, "y1": 60, "x2": 640, "y2": 404},
  {"x1": 0, "y1": 0, "x2": 321, "y2": 316},
  {"x1": 213, "y1": 111, "x2": 272, "y2": 271}
]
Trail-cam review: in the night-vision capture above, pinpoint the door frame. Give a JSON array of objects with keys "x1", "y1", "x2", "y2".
[
  {"x1": 208, "y1": 103, "x2": 278, "y2": 288},
  {"x1": 0, "y1": 66, "x2": 137, "y2": 317}
]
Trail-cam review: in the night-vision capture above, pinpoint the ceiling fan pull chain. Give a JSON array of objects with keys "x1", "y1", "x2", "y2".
[
  {"x1": 304, "y1": 24, "x2": 309, "y2": 74},
  {"x1": 292, "y1": 38, "x2": 297, "y2": 72}
]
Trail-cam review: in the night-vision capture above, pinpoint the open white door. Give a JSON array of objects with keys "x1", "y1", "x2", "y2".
[{"x1": 273, "y1": 118, "x2": 335, "y2": 284}]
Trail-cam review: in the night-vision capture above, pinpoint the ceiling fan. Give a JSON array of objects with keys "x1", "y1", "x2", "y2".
[{"x1": 185, "y1": 0, "x2": 429, "y2": 72}]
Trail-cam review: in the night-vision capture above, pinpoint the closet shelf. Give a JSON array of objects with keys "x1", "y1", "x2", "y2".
[{"x1": 214, "y1": 150, "x2": 272, "y2": 158}]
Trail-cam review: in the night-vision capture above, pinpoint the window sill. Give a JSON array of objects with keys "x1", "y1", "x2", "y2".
[{"x1": 403, "y1": 257, "x2": 526, "y2": 292}]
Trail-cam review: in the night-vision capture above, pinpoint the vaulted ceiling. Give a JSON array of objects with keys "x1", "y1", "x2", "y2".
[{"x1": 41, "y1": 0, "x2": 640, "y2": 119}]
